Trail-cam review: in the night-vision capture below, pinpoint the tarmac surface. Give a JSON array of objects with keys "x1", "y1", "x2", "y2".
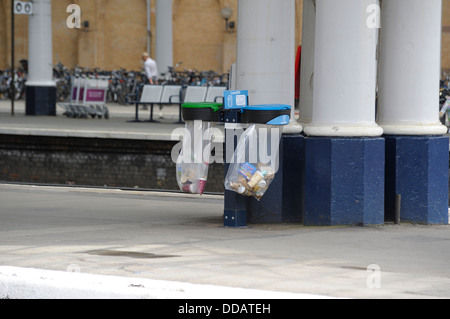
[
  {"x1": 0, "y1": 100, "x2": 450, "y2": 299},
  {"x1": 0, "y1": 183, "x2": 449, "y2": 299}
]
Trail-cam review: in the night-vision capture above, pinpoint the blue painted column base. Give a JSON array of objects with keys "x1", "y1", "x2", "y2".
[
  {"x1": 247, "y1": 134, "x2": 304, "y2": 224},
  {"x1": 303, "y1": 137, "x2": 385, "y2": 226},
  {"x1": 385, "y1": 136, "x2": 449, "y2": 224},
  {"x1": 26, "y1": 85, "x2": 56, "y2": 116}
]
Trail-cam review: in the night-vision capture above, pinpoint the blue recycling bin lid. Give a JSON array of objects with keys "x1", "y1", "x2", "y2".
[
  {"x1": 242, "y1": 104, "x2": 291, "y2": 125},
  {"x1": 243, "y1": 104, "x2": 291, "y2": 111}
]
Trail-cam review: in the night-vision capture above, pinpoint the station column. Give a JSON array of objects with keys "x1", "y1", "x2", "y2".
[
  {"x1": 225, "y1": 0, "x2": 303, "y2": 224},
  {"x1": 302, "y1": 0, "x2": 385, "y2": 226},
  {"x1": 25, "y1": 0, "x2": 56, "y2": 116},
  {"x1": 236, "y1": 0, "x2": 299, "y2": 130},
  {"x1": 377, "y1": 0, "x2": 449, "y2": 224},
  {"x1": 156, "y1": 0, "x2": 173, "y2": 77}
]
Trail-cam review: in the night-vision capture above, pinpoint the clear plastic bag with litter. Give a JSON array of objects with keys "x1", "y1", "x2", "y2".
[
  {"x1": 224, "y1": 124, "x2": 282, "y2": 201},
  {"x1": 176, "y1": 120, "x2": 214, "y2": 195}
]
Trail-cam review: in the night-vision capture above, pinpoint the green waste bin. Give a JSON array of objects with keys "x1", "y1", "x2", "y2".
[{"x1": 181, "y1": 102, "x2": 223, "y2": 122}]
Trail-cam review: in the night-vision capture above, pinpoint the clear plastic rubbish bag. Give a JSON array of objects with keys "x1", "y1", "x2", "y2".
[
  {"x1": 176, "y1": 120, "x2": 214, "y2": 195},
  {"x1": 224, "y1": 124, "x2": 282, "y2": 201}
]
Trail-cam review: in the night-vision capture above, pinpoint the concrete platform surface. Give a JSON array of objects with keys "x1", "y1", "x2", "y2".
[
  {"x1": 0, "y1": 183, "x2": 450, "y2": 299},
  {"x1": 0, "y1": 100, "x2": 189, "y2": 141}
]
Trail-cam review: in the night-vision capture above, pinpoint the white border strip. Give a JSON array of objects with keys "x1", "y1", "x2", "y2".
[{"x1": 0, "y1": 266, "x2": 333, "y2": 299}]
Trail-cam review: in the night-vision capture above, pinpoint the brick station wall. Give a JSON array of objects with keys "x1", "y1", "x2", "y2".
[{"x1": 0, "y1": 135, "x2": 225, "y2": 193}]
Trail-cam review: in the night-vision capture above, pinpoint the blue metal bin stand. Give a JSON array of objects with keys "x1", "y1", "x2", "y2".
[{"x1": 223, "y1": 104, "x2": 292, "y2": 228}]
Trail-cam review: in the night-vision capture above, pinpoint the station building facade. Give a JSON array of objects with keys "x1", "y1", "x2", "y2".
[{"x1": 3, "y1": 0, "x2": 448, "y2": 76}]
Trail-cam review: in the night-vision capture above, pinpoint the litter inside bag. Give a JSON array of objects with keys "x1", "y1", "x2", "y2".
[
  {"x1": 224, "y1": 124, "x2": 282, "y2": 200},
  {"x1": 176, "y1": 120, "x2": 214, "y2": 195}
]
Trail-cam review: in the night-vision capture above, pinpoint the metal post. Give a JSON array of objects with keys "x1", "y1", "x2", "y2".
[
  {"x1": 147, "y1": 0, "x2": 151, "y2": 55},
  {"x1": 298, "y1": 0, "x2": 315, "y2": 128},
  {"x1": 11, "y1": 0, "x2": 15, "y2": 116},
  {"x1": 395, "y1": 194, "x2": 401, "y2": 224},
  {"x1": 223, "y1": 111, "x2": 248, "y2": 228}
]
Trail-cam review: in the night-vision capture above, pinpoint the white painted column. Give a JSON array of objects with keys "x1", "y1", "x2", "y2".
[
  {"x1": 236, "y1": 0, "x2": 302, "y2": 133},
  {"x1": 304, "y1": 0, "x2": 383, "y2": 137},
  {"x1": 377, "y1": 0, "x2": 447, "y2": 135},
  {"x1": 298, "y1": 0, "x2": 315, "y2": 127},
  {"x1": 156, "y1": 0, "x2": 173, "y2": 77},
  {"x1": 26, "y1": 0, "x2": 54, "y2": 87}
]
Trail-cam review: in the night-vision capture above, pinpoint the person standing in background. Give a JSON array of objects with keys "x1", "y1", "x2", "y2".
[
  {"x1": 142, "y1": 52, "x2": 164, "y2": 116},
  {"x1": 142, "y1": 52, "x2": 158, "y2": 85}
]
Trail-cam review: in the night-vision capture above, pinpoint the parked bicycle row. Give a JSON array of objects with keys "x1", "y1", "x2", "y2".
[
  {"x1": 0, "y1": 62, "x2": 229, "y2": 105},
  {"x1": 440, "y1": 70, "x2": 450, "y2": 109},
  {"x1": 0, "y1": 68, "x2": 27, "y2": 101}
]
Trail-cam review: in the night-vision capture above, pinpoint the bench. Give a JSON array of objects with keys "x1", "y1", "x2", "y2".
[
  {"x1": 128, "y1": 84, "x2": 163, "y2": 123},
  {"x1": 205, "y1": 86, "x2": 226, "y2": 103},
  {"x1": 129, "y1": 85, "x2": 227, "y2": 124},
  {"x1": 161, "y1": 85, "x2": 184, "y2": 124},
  {"x1": 128, "y1": 85, "x2": 182, "y2": 123}
]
